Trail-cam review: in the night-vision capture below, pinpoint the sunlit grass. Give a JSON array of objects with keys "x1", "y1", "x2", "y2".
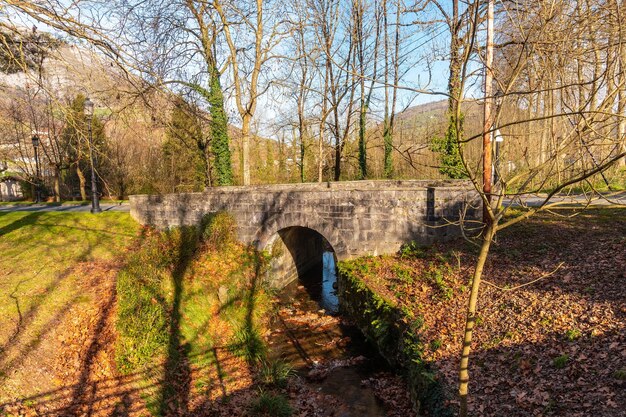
[
  {"x1": 0, "y1": 211, "x2": 139, "y2": 400},
  {"x1": 115, "y1": 212, "x2": 274, "y2": 413}
]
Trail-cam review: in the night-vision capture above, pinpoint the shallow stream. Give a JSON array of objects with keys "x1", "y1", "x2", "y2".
[{"x1": 268, "y1": 252, "x2": 392, "y2": 417}]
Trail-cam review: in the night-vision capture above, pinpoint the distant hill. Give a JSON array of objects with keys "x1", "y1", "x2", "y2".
[
  {"x1": 395, "y1": 99, "x2": 449, "y2": 122},
  {"x1": 363, "y1": 98, "x2": 483, "y2": 179},
  {"x1": 0, "y1": 28, "x2": 138, "y2": 110}
]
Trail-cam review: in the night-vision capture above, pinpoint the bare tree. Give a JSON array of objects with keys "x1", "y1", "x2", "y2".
[
  {"x1": 213, "y1": 0, "x2": 286, "y2": 185},
  {"x1": 453, "y1": 1, "x2": 626, "y2": 415}
]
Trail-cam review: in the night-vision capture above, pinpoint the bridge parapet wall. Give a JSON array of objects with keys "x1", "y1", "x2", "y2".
[{"x1": 130, "y1": 180, "x2": 480, "y2": 261}]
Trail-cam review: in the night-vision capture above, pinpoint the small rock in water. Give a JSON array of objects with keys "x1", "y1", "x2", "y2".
[{"x1": 307, "y1": 367, "x2": 330, "y2": 382}]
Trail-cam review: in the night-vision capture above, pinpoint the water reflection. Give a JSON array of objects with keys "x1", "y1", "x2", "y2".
[
  {"x1": 321, "y1": 251, "x2": 339, "y2": 313},
  {"x1": 299, "y1": 251, "x2": 338, "y2": 314}
]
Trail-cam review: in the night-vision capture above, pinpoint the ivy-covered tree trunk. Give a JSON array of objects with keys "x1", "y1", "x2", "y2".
[
  {"x1": 208, "y1": 63, "x2": 233, "y2": 186},
  {"x1": 434, "y1": 0, "x2": 468, "y2": 180},
  {"x1": 383, "y1": 117, "x2": 393, "y2": 178},
  {"x1": 358, "y1": 103, "x2": 367, "y2": 180}
]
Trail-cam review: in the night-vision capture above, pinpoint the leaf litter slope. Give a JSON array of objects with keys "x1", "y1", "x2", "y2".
[
  {"x1": 0, "y1": 211, "x2": 140, "y2": 415},
  {"x1": 346, "y1": 208, "x2": 625, "y2": 417}
]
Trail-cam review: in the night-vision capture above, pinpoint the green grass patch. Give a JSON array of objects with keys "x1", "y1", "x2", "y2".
[
  {"x1": 115, "y1": 211, "x2": 274, "y2": 414},
  {"x1": 564, "y1": 328, "x2": 581, "y2": 341},
  {"x1": 553, "y1": 354, "x2": 569, "y2": 369},
  {"x1": 250, "y1": 390, "x2": 293, "y2": 417},
  {"x1": 259, "y1": 359, "x2": 294, "y2": 388},
  {"x1": 613, "y1": 369, "x2": 626, "y2": 380}
]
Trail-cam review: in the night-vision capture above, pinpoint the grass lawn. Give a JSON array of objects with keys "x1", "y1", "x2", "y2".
[{"x1": 0, "y1": 211, "x2": 139, "y2": 404}]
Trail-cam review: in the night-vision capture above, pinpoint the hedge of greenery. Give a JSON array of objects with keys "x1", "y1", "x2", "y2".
[{"x1": 338, "y1": 260, "x2": 453, "y2": 417}]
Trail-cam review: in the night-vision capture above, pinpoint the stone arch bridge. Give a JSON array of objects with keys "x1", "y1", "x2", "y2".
[{"x1": 130, "y1": 180, "x2": 480, "y2": 287}]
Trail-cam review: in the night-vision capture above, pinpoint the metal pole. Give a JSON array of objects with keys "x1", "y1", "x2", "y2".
[
  {"x1": 88, "y1": 117, "x2": 102, "y2": 213},
  {"x1": 494, "y1": 140, "x2": 501, "y2": 186},
  {"x1": 482, "y1": 0, "x2": 494, "y2": 226}
]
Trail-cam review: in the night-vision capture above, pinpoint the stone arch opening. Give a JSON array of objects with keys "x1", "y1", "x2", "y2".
[{"x1": 266, "y1": 226, "x2": 338, "y2": 312}]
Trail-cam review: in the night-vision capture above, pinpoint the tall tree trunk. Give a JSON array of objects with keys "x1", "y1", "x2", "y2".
[
  {"x1": 383, "y1": 0, "x2": 392, "y2": 178},
  {"x1": 459, "y1": 223, "x2": 496, "y2": 417},
  {"x1": 76, "y1": 164, "x2": 87, "y2": 201},
  {"x1": 448, "y1": 0, "x2": 461, "y2": 118},
  {"x1": 118, "y1": 179, "x2": 125, "y2": 200},
  {"x1": 384, "y1": 0, "x2": 401, "y2": 179},
  {"x1": 358, "y1": 100, "x2": 367, "y2": 179},
  {"x1": 299, "y1": 112, "x2": 306, "y2": 183},
  {"x1": 619, "y1": 0, "x2": 626, "y2": 167},
  {"x1": 53, "y1": 165, "x2": 61, "y2": 202},
  {"x1": 242, "y1": 114, "x2": 251, "y2": 185},
  {"x1": 297, "y1": 58, "x2": 308, "y2": 183},
  {"x1": 482, "y1": 0, "x2": 494, "y2": 224},
  {"x1": 318, "y1": 120, "x2": 325, "y2": 183},
  {"x1": 356, "y1": 0, "x2": 367, "y2": 180}
]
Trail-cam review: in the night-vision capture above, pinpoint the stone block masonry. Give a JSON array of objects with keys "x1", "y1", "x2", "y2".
[{"x1": 130, "y1": 180, "x2": 481, "y2": 266}]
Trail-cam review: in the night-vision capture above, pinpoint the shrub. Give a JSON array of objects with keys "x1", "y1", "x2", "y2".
[
  {"x1": 201, "y1": 211, "x2": 237, "y2": 248},
  {"x1": 553, "y1": 354, "x2": 569, "y2": 369},
  {"x1": 259, "y1": 359, "x2": 294, "y2": 388},
  {"x1": 250, "y1": 391, "x2": 293, "y2": 417}
]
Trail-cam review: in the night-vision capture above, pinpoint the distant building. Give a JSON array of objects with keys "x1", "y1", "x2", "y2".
[
  {"x1": 0, "y1": 161, "x2": 24, "y2": 201},
  {"x1": 0, "y1": 177, "x2": 23, "y2": 201}
]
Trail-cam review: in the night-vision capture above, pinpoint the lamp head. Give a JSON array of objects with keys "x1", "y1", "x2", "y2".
[
  {"x1": 84, "y1": 97, "x2": 94, "y2": 117},
  {"x1": 494, "y1": 90, "x2": 504, "y2": 107},
  {"x1": 31, "y1": 134, "x2": 40, "y2": 148}
]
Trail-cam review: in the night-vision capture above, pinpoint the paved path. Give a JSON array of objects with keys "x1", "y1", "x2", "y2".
[
  {"x1": 505, "y1": 191, "x2": 626, "y2": 207},
  {"x1": 0, "y1": 203, "x2": 130, "y2": 213}
]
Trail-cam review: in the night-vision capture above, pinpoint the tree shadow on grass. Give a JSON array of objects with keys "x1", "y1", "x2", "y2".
[
  {"x1": 0, "y1": 211, "x2": 46, "y2": 236},
  {"x1": 0, "y1": 350, "x2": 232, "y2": 416},
  {"x1": 0, "y1": 243, "x2": 97, "y2": 381},
  {"x1": 1, "y1": 211, "x2": 271, "y2": 417},
  {"x1": 157, "y1": 222, "x2": 269, "y2": 415},
  {"x1": 158, "y1": 227, "x2": 197, "y2": 416}
]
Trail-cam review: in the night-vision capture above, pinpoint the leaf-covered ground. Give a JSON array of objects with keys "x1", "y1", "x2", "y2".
[{"x1": 346, "y1": 208, "x2": 625, "y2": 416}]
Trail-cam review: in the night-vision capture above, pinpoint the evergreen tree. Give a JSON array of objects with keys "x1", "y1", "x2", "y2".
[
  {"x1": 163, "y1": 100, "x2": 207, "y2": 192},
  {"x1": 61, "y1": 94, "x2": 107, "y2": 199}
]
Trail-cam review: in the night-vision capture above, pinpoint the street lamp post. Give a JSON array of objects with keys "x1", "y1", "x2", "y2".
[
  {"x1": 31, "y1": 134, "x2": 41, "y2": 203},
  {"x1": 493, "y1": 91, "x2": 504, "y2": 187},
  {"x1": 84, "y1": 98, "x2": 102, "y2": 213}
]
